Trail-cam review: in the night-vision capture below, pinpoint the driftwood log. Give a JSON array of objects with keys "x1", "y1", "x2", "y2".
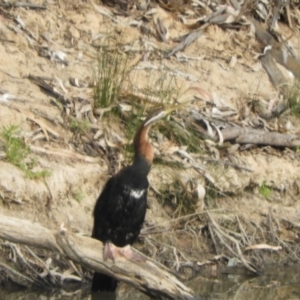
[
  {"x1": 221, "y1": 126, "x2": 300, "y2": 147},
  {"x1": 0, "y1": 214, "x2": 198, "y2": 300},
  {"x1": 191, "y1": 111, "x2": 300, "y2": 148}
]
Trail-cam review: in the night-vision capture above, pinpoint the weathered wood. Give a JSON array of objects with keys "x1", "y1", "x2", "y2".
[
  {"x1": 0, "y1": 2, "x2": 47, "y2": 9},
  {"x1": 0, "y1": 214, "x2": 198, "y2": 300},
  {"x1": 221, "y1": 126, "x2": 300, "y2": 147},
  {"x1": 0, "y1": 215, "x2": 59, "y2": 252}
]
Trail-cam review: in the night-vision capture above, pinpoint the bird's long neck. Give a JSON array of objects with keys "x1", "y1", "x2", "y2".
[
  {"x1": 132, "y1": 154, "x2": 151, "y2": 176},
  {"x1": 133, "y1": 124, "x2": 154, "y2": 168}
]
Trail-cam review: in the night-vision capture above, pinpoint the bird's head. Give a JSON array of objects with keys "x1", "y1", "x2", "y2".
[{"x1": 133, "y1": 104, "x2": 183, "y2": 164}]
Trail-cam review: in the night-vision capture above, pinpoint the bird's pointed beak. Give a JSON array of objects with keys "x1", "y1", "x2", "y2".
[
  {"x1": 143, "y1": 102, "x2": 189, "y2": 127},
  {"x1": 143, "y1": 110, "x2": 168, "y2": 126}
]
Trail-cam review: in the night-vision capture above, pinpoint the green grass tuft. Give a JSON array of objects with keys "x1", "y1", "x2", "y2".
[
  {"x1": 259, "y1": 182, "x2": 271, "y2": 198},
  {"x1": 1, "y1": 125, "x2": 29, "y2": 167},
  {"x1": 1, "y1": 125, "x2": 50, "y2": 179},
  {"x1": 73, "y1": 190, "x2": 84, "y2": 203},
  {"x1": 69, "y1": 118, "x2": 90, "y2": 132},
  {"x1": 158, "y1": 121, "x2": 202, "y2": 153},
  {"x1": 93, "y1": 36, "x2": 130, "y2": 114},
  {"x1": 286, "y1": 81, "x2": 300, "y2": 117}
]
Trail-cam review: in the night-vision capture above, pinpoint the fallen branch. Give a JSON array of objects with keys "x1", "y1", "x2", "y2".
[
  {"x1": 0, "y1": 214, "x2": 198, "y2": 300},
  {"x1": 166, "y1": 30, "x2": 203, "y2": 58},
  {"x1": 30, "y1": 145, "x2": 101, "y2": 163},
  {"x1": 28, "y1": 75, "x2": 68, "y2": 105},
  {"x1": 0, "y1": 2, "x2": 47, "y2": 9},
  {"x1": 191, "y1": 111, "x2": 300, "y2": 148},
  {"x1": 244, "y1": 244, "x2": 282, "y2": 252},
  {"x1": 221, "y1": 126, "x2": 300, "y2": 148},
  {"x1": 201, "y1": 158, "x2": 253, "y2": 173}
]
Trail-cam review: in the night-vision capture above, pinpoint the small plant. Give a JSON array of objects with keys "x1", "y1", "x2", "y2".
[
  {"x1": 286, "y1": 81, "x2": 300, "y2": 117},
  {"x1": 124, "y1": 105, "x2": 146, "y2": 138},
  {"x1": 1, "y1": 125, "x2": 50, "y2": 179},
  {"x1": 143, "y1": 72, "x2": 180, "y2": 105},
  {"x1": 93, "y1": 35, "x2": 130, "y2": 112},
  {"x1": 1, "y1": 125, "x2": 29, "y2": 167},
  {"x1": 160, "y1": 121, "x2": 202, "y2": 153},
  {"x1": 73, "y1": 190, "x2": 84, "y2": 203},
  {"x1": 259, "y1": 182, "x2": 271, "y2": 198},
  {"x1": 26, "y1": 169, "x2": 50, "y2": 180},
  {"x1": 69, "y1": 118, "x2": 90, "y2": 132}
]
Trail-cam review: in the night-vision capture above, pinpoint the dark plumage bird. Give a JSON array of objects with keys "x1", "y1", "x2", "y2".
[{"x1": 91, "y1": 108, "x2": 173, "y2": 293}]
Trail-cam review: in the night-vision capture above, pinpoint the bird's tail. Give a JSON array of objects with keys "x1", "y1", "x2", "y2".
[{"x1": 91, "y1": 272, "x2": 118, "y2": 292}]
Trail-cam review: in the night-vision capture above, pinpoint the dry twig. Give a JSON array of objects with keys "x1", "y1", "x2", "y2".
[
  {"x1": 207, "y1": 212, "x2": 259, "y2": 274},
  {"x1": 0, "y1": 2, "x2": 47, "y2": 9}
]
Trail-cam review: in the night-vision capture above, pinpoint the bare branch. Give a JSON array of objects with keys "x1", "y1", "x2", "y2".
[{"x1": 0, "y1": 214, "x2": 198, "y2": 300}]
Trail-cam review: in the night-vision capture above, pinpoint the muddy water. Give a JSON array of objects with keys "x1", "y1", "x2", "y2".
[
  {"x1": 0, "y1": 266, "x2": 299, "y2": 300},
  {"x1": 189, "y1": 266, "x2": 300, "y2": 300}
]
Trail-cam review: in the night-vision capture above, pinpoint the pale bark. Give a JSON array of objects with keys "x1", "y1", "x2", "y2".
[
  {"x1": 221, "y1": 126, "x2": 300, "y2": 147},
  {"x1": 0, "y1": 214, "x2": 197, "y2": 300}
]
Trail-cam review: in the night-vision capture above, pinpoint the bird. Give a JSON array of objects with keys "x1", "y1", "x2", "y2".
[{"x1": 91, "y1": 106, "x2": 176, "y2": 293}]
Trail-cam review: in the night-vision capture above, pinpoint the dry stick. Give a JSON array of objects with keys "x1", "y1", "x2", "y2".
[
  {"x1": 173, "y1": 247, "x2": 180, "y2": 271},
  {"x1": 187, "y1": 226, "x2": 201, "y2": 250},
  {"x1": 282, "y1": 218, "x2": 300, "y2": 229},
  {"x1": 28, "y1": 75, "x2": 68, "y2": 105},
  {"x1": 140, "y1": 227, "x2": 172, "y2": 236},
  {"x1": 43, "y1": 177, "x2": 56, "y2": 211},
  {"x1": 144, "y1": 237, "x2": 158, "y2": 259},
  {"x1": 0, "y1": 261, "x2": 35, "y2": 285},
  {"x1": 146, "y1": 237, "x2": 190, "y2": 274},
  {"x1": 0, "y1": 214, "x2": 197, "y2": 300},
  {"x1": 5, "y1": 243, "x2": 47, "y2": 286},
  {"x1": 266, "y1": 208, "x2": 276, "y2": 242},
  {"x1": 67, "y1": 259, "x2": 83, "y2": 278},
  {"x1": 0, "y1": 38, "x2": 15, "y2": 43},
  {"x1": 30, "y1": 145, "x2": 101, "y2": 163},
  {"x1": 211, "y1": 228, "x2": 239, "y2": 258},
  {"x1": 24, "y1": 245, "x2": 65, "y2": 284},
  {"x1": 166, "y1": 29, "x2": 204, "y2": 57},
  {"x1": 201, "y1": 158, "x2": 253, "y2": 173},
  {"x1": 235, "y1": 215, "x2": 250, "y2": 245},
  {"x1": 25, "y1": 246, "x2": 53, "y2": 271},
  {"x1": 0, "y1": 2, "x2": 47, "y2": 9},
  {"x1": 207, "y1": 212, "x2": 258, "y2": 273},
  {"x1": 143, "y1": 209, "x2": 226, "y2": 232},
  {"x1": 275, "y1": 237, "x2": 300, "y2": 260},
  {"x1": 270, "y1": 211, "x2": 300, "y2": 261},
  {"x1": 208, "y1": 224, "x2": 220, "y2": 255}
]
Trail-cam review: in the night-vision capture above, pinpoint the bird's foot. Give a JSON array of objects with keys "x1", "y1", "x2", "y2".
[
  {"x1": 120, "y1": 245, "x2": 146, "y2": 262},
  {"x1": 103, "y1": 243, "x2": 146, "y2": 262},
  {"x1": 103, "y1": 242, "x2": 119, "y2": 262}
]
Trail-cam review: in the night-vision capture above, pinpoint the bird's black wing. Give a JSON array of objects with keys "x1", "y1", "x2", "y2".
[{"x1": 92, "y1": 166, "x2": 148, "y2": 246}]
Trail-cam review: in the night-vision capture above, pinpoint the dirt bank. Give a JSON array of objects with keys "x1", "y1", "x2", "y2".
[{"x1": 0, "y1": 0, "x2": 300, "y2": 296}]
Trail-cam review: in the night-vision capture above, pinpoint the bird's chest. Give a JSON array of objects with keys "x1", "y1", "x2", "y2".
[{"x1": 115, "y1": 184, "x2": 147, "y2": 214}]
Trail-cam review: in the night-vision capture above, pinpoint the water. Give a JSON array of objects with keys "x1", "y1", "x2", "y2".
[
  {"x1": 0, "y1": 266, "x2": 299, "y2": 300},
  {"x1": 189, "y1": 266, "x2": 300, "y2": 300}
]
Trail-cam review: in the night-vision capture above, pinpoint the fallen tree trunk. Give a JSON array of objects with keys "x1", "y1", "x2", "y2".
[
  {"x1": 221, "y1": 126, "x2": 300, "y2": 147},
  {"x1": 0, "y1": 214, "x2": 198, "y2": 300}
]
